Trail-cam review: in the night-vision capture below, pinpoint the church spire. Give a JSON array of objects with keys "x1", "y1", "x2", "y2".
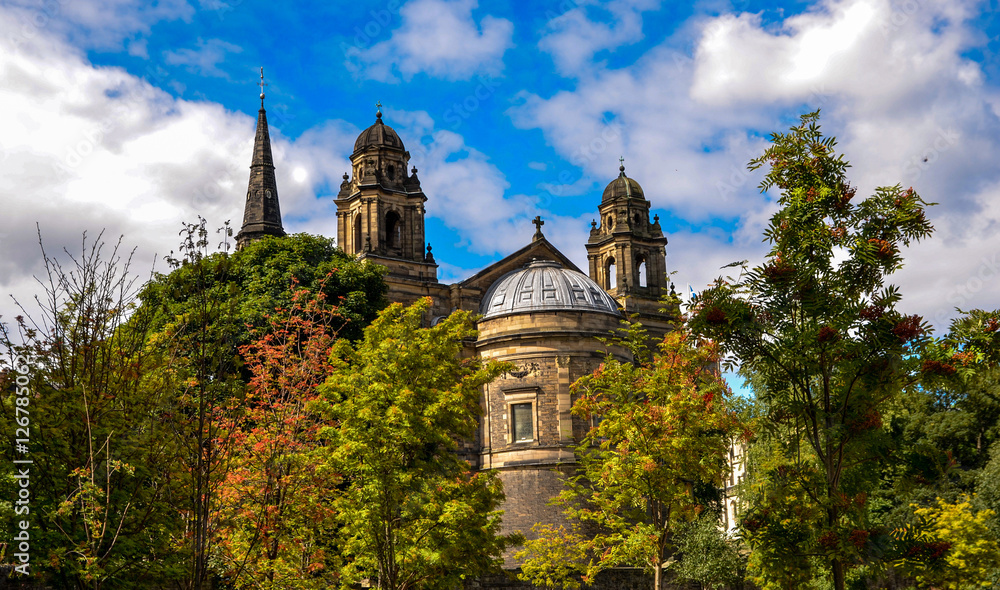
[{"x1": 236, "y1": 67, "x2": 285, "y2": 250}]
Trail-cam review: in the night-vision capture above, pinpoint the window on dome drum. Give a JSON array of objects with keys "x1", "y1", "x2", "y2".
[
  {"x1": 353, "y1": 214, "x2": 362, "y2": 252},
  {"x1": 511, "y1": 403, "x2": 533, "y2": 442},
  {"x1": 385, "y1": 211, "x2": 402, "y2": 249}
]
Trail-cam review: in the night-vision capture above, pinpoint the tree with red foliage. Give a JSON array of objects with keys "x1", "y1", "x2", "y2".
[{"x1": 214, "y1": 280, "x2": 344, "y2": 589}]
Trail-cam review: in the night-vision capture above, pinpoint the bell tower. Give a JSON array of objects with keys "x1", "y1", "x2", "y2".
[
  {"x1": 335, "y1": 105, "x2": 441, "y2": 304},
  {"x1": 586, "y1": 160, "x2": 673, "y2": 338}
]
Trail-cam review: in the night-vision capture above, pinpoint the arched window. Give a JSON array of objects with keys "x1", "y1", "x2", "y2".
[
  {"x1": 385, "y1": 211, "x2": 402, "y2": 250},
  {"x1": 637, "y1": 256, "x2": 647, "y2": 288},
  {"x1": 606, "y1": 257, "x2": 617, "y2": 289},
  {"x1": 353, "y1": 213, "x2": 363, "y2": 253}
]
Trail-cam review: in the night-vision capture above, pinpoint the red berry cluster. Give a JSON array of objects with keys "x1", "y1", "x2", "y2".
[
  {"x1": 848, "y1": 529, "x2": 869, "y2": 549},
  {"x1": 819, "y1": 531, "x2": 839, "y2": 550},
  {"x1": 891, "y1": 315, "x2": 924, "y2": 343},
  {"x1": 817, "y1": 325, "x2": 840, "y2": 344},
  {"x1": 704, "y1": 307, "x2": 727, "y2": 325},
  {"x1": 859, "y1": 305, "x2": 884, "y2": 322},
  {"x1": 922, "y1": 360, "x2": 957, "y2": 376}
]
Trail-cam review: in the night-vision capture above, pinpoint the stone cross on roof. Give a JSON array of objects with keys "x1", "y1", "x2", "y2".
[{"x1": 532, "y1": 215, "x2": 544, "y2": 241}]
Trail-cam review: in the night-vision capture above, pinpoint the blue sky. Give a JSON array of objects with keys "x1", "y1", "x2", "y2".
[{"x1": 2, "y1": 0, "x2": 1000, "y2": 391}]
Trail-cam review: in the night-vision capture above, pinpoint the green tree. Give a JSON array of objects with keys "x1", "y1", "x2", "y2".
[
  {"x1": 315, "y1": 298, "x2": 516, "y2": 590},
  {"x1": 148, "y1": 220, "x2": 246, "y2": 590},
  {"x1": 141, "y1": 231, "x2": 387, "y2": 345},
  {"x1": 904, "y1": 497, "x2": 1000, "y2": 589},
  {"x1": 668, "y1": 511, "x2": 748, "y2": 590},
  {"x1": 689, "y1": 111, "x2": 935, "y2": 590},
  {"x1": 0, "y1": 229, "x2": 186, "y2": 588},
  {"x1": 517, "y1": 326, "x2": 743, "y2": 590}
]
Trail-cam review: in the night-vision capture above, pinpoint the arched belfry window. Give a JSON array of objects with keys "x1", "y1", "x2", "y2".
[
  {"x1": 637, "y1": 255, "x2": 648, "y2": 288},
  {"x1": 606, "y1": 257, "x2": 617, "y2": 290},
  {"x1": 353, "y1": 213, "x2": 363, "y2": 253},
  {"x1": 386, "y1": 211, "x2": 402, "y2": 250}
]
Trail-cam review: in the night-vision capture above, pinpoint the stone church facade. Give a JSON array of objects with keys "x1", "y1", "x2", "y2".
[{"x1": 237, "y1": 95, "x2": 710, "y2": 576}]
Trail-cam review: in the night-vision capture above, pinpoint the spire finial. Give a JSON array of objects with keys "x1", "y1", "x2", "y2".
[
  {"x1": 619, "y1": 156, "x2": 625, "y2": 174},
  {"x1": 376, "y1": 101, "x2": 383, "y2": 121},
  {"x1": 258, "y1": 67, "x2": 267, "y2": 108}
]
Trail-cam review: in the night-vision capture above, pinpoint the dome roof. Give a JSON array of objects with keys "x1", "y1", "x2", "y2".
[
  {"x1": 353, "y1": 111, "x2": 404, "y2": 153},
  {"x1": 602, "y1": 164, "x2": 645, "y2": 202},
  {"x1": 480, "y1": 259, "x2": 620, "y2": 320}
]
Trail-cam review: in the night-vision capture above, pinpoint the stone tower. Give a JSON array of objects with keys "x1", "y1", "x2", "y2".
[
  {"x1": 585, "y1": 161, "x2": 672, "y2": 338},
  {"x1": 236, "y1": 68, "x2": 285, "y2": 250},
  {"x1": 335, "y1": 106, "x2": 439, "y2": 303}
]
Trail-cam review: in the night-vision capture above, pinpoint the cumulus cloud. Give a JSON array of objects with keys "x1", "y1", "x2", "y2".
[
  {"x1": 0, "y1": 8, "x2": 352, "y2": 325},
  {"x1": 345, "y1": 0, "x2": 514, "y2": 82},
  {"x1": 4, "y1": 0, "x2": 192, "y2": 51},
  {"x1": 0, "y1": 3, "x2": 560, "y2": 329},
  {"x1": 538, "y1": 0, "x2": 662, "y2": 76},
  {"x1": 509, "y1": 0, "x2": 1000, "y2": 329}
]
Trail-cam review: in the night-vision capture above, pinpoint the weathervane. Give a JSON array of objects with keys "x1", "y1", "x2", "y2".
[{"x1": 258, "y1": 67, "x2": 268, "y2": 108}]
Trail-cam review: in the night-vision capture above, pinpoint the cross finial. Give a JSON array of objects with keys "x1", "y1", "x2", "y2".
[
  {"x1": 376, "y1": 101, "x2": 383, "y2": 120},
  {"x1": 532, "y1": 215, "x2": 544, "y2": 240},
  {"x1": 258, "y1": 67, "x2": 267, "y2": 107},
  {"x1": 619, "y1": 155, "x2": 625, "y2": 174}
]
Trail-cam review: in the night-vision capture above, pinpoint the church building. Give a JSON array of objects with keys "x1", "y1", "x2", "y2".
[{"x1": 237, "y1": 85, "x2": 684, "y2": 561}]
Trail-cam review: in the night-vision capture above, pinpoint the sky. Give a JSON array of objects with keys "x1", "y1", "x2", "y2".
[{"x1": 2, "y1": 0, "x2": 1000, "y2": 374}]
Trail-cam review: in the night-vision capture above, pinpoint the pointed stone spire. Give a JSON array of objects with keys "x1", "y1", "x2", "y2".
[{"x1": 236, "y1": 67, "x2": 285, "y2": 250}]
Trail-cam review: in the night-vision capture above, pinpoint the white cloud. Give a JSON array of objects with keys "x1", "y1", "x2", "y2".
[
  {"x1": 345, "y1": 0, "x2": 514, "y2": 82},
  {"x1": 538, "y1": 0, "x2": 662, "y2": 76},
  {"x1": 508, "y1": 0, "x2": 1000, "y2": 329},
  {"x1": 4, "y1": 0, "x2": 192, "y2": 51},
  {"x1": 164, "y1": 38, "x2": 243, "y2": 78},
  {"x1": 0, "y1": 9, "x2": 354, "y2": 325}
]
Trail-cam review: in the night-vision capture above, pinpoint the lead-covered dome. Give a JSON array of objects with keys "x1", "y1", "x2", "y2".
[
  {"x1": 602, "y1": 164, "x2": 645, "y2": 202},
  {"x1": 480, "y1": 259, "x2": 620, "y2": 320},
  {"x1": 353, "y1": 111, "x2": 404, "y2": 153}
]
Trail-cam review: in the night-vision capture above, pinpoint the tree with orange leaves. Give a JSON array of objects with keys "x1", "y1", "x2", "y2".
[
  {"x1": 518, "y1": 321, "x2": 744, "y2": 590},
  {"x1": 213, "y1": 283, "x2": 343, "y2": 589}
]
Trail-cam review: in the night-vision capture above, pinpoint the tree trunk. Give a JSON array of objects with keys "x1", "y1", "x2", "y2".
[
  {"x1": 832, "y1": 557, "x2": 845, "y2": 590},
  {"x1": 654, "y1": 562, "x2": 661, "y2": 590}
]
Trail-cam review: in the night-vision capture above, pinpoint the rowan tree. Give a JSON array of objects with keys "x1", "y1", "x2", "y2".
[
  {"x1": 315, "y1": 298, "x2": 516, "y2": 590},
  {"x1": 517, "y1": 324, "x2": 743, "y2": 590},
  {"x1": 689, "y1": 111, "x2": 935, "y2": 590},
  {"x1": 212, "y1": 284, "x2": 343, "y2": 589}
]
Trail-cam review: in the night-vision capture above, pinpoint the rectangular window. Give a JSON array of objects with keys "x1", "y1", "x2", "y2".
[{"x1": 511, "y1": 403, "x2": 533, "y2": 442}]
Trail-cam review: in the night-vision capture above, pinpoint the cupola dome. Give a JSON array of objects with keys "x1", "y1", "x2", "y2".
[
  {"x1": 602, "y1": 163, "x2": 645, "y2": 202},
  {"x1": 480, "y1": 259, "x2": 620, "y2": 319},
  {"x1": 353, "y1": 108, "x2": 405, "y2": 154}
]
